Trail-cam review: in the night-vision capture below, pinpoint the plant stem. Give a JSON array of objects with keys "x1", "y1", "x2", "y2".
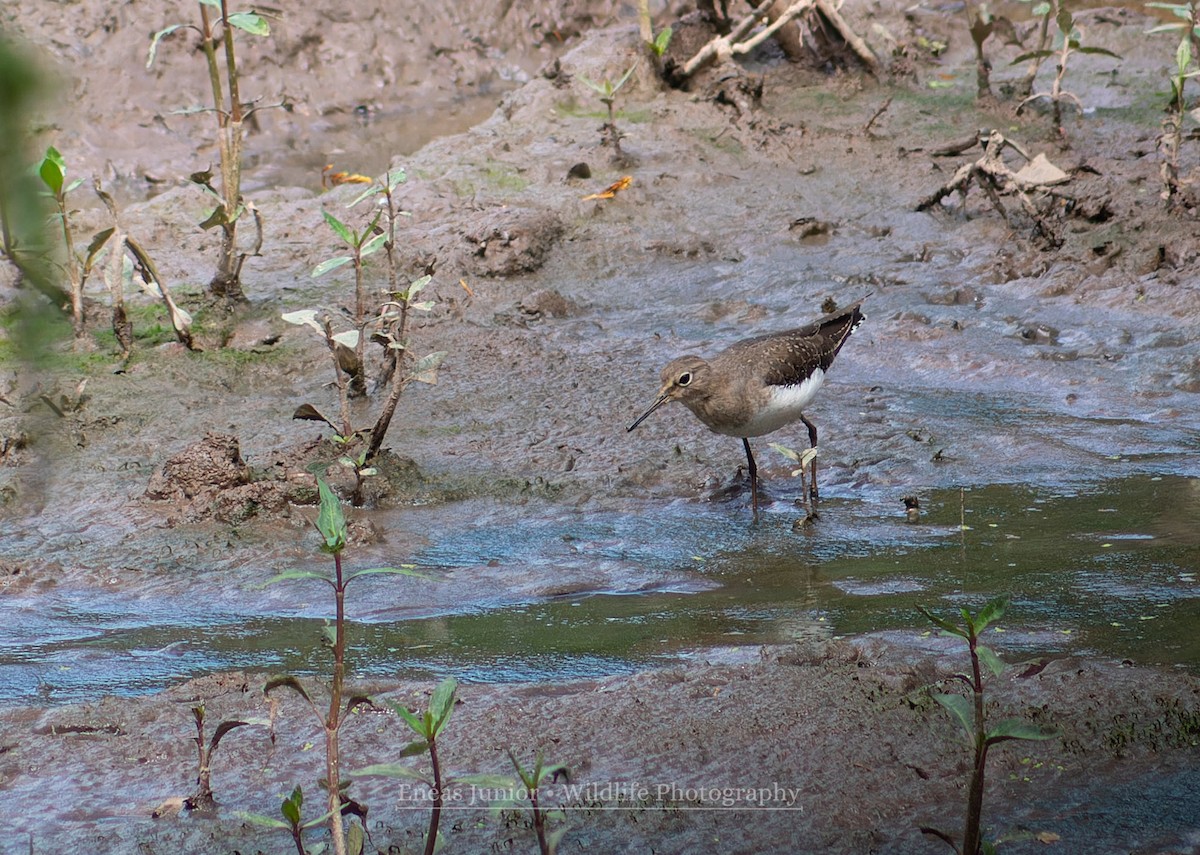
[
  {"x1": 532, "y1": 786, "x2": 550, "y2": 855},
  {"x1": 56, "y1": 191, "x2": 83, "y2": 339},
  {"x1": 424, "y1": 738, "x2": 443, "y2": 855},
  {"x1": 963, "y1": 629, "x2": 986, "y2": 855},
  {"x1": 327, "y1": 551, "x2": 347, "y2": 855},
  {"x1": 350, "y1": 252, "x2": 366, "y2": 397}
]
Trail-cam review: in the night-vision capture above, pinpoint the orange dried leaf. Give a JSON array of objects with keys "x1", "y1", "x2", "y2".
[
  {"x1": 458, "y1": 278, "x2": 475, "y2": 297},
  {"x1": 582, "y1": 175, "x2": 633, "y2": 201},
  {"x1": 321, "y1": 164, "x2": 373, "y2": 188}
]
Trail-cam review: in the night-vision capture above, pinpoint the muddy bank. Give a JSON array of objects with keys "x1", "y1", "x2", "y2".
[
  {"x1": 2, "y1": 638, "x2": 1198, "y2": 853},
  {"x1": 2, "y1": 0, "x2": 1200, "y2": 852}
]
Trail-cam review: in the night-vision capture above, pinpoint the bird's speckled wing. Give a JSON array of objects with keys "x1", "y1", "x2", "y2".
[{"x1": 713, "y1": 300, "x2": 865, "y2": 388}]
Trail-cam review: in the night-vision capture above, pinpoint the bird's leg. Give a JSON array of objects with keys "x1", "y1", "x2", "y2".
[
  {"x1": 742, "y1": 437, "x2": 759, "y2": 517},
  {"x1": 800, "y1": 414, "x2": 819, "y2": 501}
]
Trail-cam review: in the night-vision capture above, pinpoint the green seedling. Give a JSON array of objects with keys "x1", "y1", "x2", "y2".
[
  {"x1": 1146, "y1": 1, "x2": 1200, "y2": 206},
  {"x1": 185, "y1": 703, "x2": 259, "y2": 812},
  {"x1": 288, "y1": 171, "x2": 445, "y2": 503},
  {"x1": 241, "y1": 785, "x2": 337, "y2": 855},
  {"x1": 148, "y1": 0, "x2": 275, "y2": 301},
  {"x1": 917, "y1": 595, "x2": 1057, "y2": 855},
  {"x1": 36, "y1": 147, "x2": 194, "y2": 355},
  {"x1": 494, "y1": 750, "x2": 570, "y2": 855},
  {"x1": 352, "y1": 678, "x2": 508, "y2": 855},
  {"x1": 263, "y1": 478, "x2": 426, "y2": 855},
  {"x1": 313, "y1": 208, "x2": 388, "y2": 397},
  {"x1": 579, "y1": 65, "x2": 638, "y2": 160},
  {"x1": 1013, "y1": 1, "x2": 1121, "y2": 134}
]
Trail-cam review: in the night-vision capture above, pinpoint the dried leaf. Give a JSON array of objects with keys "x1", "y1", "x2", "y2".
[{"x1": 582, "y1": 175, "x2": 633, "y2": 201}]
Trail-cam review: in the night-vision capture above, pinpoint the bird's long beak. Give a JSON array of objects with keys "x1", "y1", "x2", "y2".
[{"x1": 627, "y1": 391, "x2": 670, "y2": 432}]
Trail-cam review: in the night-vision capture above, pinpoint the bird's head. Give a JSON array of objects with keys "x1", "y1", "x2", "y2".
[{"x1": 627, "y1": 355, "x2": 711, "y2": 432}]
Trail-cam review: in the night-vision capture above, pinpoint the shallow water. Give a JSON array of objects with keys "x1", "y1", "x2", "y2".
[{"x1": 4, "y1": 475, "x2": 1197, "y2": 706}]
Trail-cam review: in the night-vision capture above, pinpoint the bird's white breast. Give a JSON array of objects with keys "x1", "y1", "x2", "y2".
[{"x1": 727, "y1": 368, "x2": 825, "y2": 437}]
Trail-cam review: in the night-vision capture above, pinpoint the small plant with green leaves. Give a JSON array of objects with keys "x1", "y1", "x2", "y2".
[
  {"x1": 579, "y1": 65, "x2": 638, "y2": 161},
  {"x1": 1013, "y1": 1, "x2": 1121, "y2": 134},
  {"x1": 287, "y1": 169, "x2": 446, "y2": 504},
  {"x1": 493, "y1": 750, "x2": 570, "y2": 855},
  {"x1": 262, "y1": 478, "x2": 425, "y2": 855},
  {"x1": 352, "y1": 678, "x2": 508, "y2": 855},
  {"x1": 242, "y1": 785, "x2": 336, "y2": 855},
  {"x1": 917, "y1": 595, "x2": 1057, "y2": 855},
  {"x1": 36, "y1": 147, "x2": 195, "y2": 355},
  {"x1": 311, "y1": 208, "x2": 389, "y2": 397},
  {"x1": 185, "y1": 703, "x2": 259, "y2": 812},
  {"x1": 1147, "y1": 1, "x2": 1200, "y2": 206},
  {"x1": 148, "y1": 0, "x2": 275, "y2": 301}
]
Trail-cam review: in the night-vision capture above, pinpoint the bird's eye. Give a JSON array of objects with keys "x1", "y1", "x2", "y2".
[{"x1": 677, "y1": 372, "x2": 692, "y2": 386}]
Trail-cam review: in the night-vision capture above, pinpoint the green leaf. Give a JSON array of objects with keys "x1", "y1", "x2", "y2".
[
  {"x1": 264, "y1": 675, "x2": 314, "y2": 704},
  {"x1": 313, "y1": 255, "x2": 354, "y2": 277},
  {"x1": 1055, "y1": 6, "x2": 1073, "y2": 34},
  {"x1": 347, "y1": 183, "x2": 383, "y2": 207},
  {"x1": 346, "y1": 821, "x2": 365, "y2": 855},
  {"x1": 210, "y1": 719, "x2": 252, "y2": 751},
  {"x1": 429, "y1": 678, "x2": 458, "y2": 735},
  {"x1": 315, "y1": 477, "x2": 347, "y2": 553},
  {"x1": 146, "y1": 24, "x2": 184, "y2": 68},
  {"x1": 85, "y1": 227, "x2": 116, "y2": 267},
  {"x1": 653, "y1": 26, "x2": 673, "y2": 55},
  {"x1": 281, "y1": 309, "x2": 324, "y2": 334},
  {"x1": 237, "y1": 811, "x2": 290, "y2": 830},
  {"x1": 260, "y1": 569, "x2": 332, "y2": 588},
  {"x1": 281, "y1": 785, "x2": 303, "y2": 826},
  {"x1": 39, "y1": 147, "x2": 65, "y2": 195},
  {"x1": 973, "y1": 595, "x2": 1010, "y2": 634},
  {"x1": 1077, "y1": 46, "x2": 1122, "y2": 59},
  {"x1": 986, "y1": 718, "x2": 1058, "y2": 744},
  {"x1": 407, "y1": 274, "x2": 433, "y2": 298},
  {"x1": 410, "y1": 350, "x2": 448, "y2": 385},
  {"x1": 386, "y1": 168, "x2": 407, "y2": 190},
  {"x1": 65, "y1": 177, "x2": 85, "y2": 194},
  {"x1": 1177, "y1": 38, "x2": 1193, "y2": 75},
  {"x1": 198, "y1": 204, "x2": 229, "y2": 230},
  {"x1": 1011, "y1": 49, "x2": 1055, "y2": 64},
  {"x1": 932, "y1": 692, "x2": 975, "y2": 741},
  {"x1": 976, "y1": 644, "x2": 1006, "y2": 678},
  {"x1": 226, "y1": 12, "x2": 270, "y2": 36},
  {"x1": 198, "y1": 0, "x2": 221, "y2": 7},
  {"x1": 916, "y1": 606, "x2": 968, "y2": 639},
  {"x1": 332, "y1": 330, "x2": 360, "y2": 349},
  {"x1": 612, "y1": 63, "x2": 638, "y2": 95},
  {"x1": 350, "y1": 763, "x2": 429, "y2": 782},
  {"x1": 361, "y1": 231, "x2": 388, "y2": 257},
  {"x1": 344, "y1": 566, "x2": 430, "y2": 583},
  {"x1": 1031, "y1": 0, "x2": 1051, "y2": 14},
  {"x1": 322, "y1": 209, "x2": 355, "y2": 246},
  {"x1": 577, "y1": 74, "x2": 610, "y2": 96},
  {"x1": 389, "y1": 702, "x2": 428, "y2": 736},
  {"x1": 396, "y1": 739, "x2": 431, "y2": 758}
]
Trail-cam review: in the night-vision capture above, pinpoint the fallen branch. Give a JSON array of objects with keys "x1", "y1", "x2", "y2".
[
  {"x1": 915, "y1": 130, "x2": 1067, "y2": 246},
  {"x1": 680, "y1": 0, "x2": 879, "y2": 79}
]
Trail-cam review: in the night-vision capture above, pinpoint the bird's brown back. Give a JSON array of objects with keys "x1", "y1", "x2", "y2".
[{"x1": 710, "y1": 299, "x2": 865, "y2": 387}]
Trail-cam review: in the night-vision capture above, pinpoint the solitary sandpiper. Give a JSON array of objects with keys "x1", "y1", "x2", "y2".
[{"x1": 627, "y1": 298, "x2": 865, "y2": 515}]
